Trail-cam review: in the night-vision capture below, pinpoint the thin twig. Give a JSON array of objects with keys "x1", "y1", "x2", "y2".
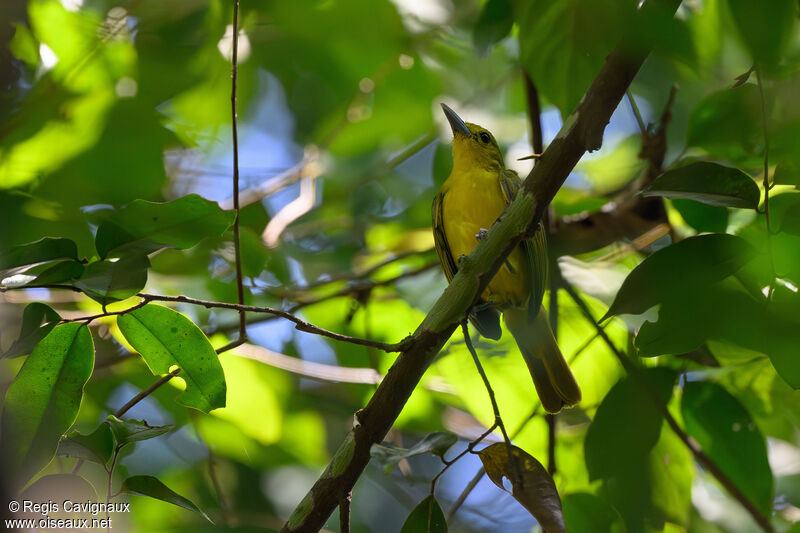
[
  {"x1": 627, "y1": 89, "x2": 647, "y2": 136},
  {"x1": 461, "y1": 321, "x2": 521, "y2": 488},
  {"x1": 561, "y1": 281, "x2": 775, "y2": 533},
  {"x1": 430, "y1": 423, "x2": 497, "y2": 495},
  {"x1": 338, "y1": 492, "x2": 351, "y2": 533},
  {"x1": 115, "y1": 367, "x2": 182, "y2": 417},
  {"x1": 230, "y1": 0, "x2": 247, "y2": 341}
]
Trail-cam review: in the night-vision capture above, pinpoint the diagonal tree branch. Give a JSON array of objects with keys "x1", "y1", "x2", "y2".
[{"x1": 279, "y1": 2, "x2": 682, "y2": 531}]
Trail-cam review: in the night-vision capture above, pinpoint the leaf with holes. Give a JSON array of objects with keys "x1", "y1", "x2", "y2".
[
  {"x1": 3, "y1": 303, "x2": 61, "y2": 359},
  {"x1": 401, "y1": 495, "x2": 447, "y2": 533},
  {"x1": 0, "y1": 323, "x2": 94, "y2": 488},
  {"x1": 642, "y1": 162, "x2": 759, "y2": 209},
  {"x1": 117, "y1": 304, "x2": 225, "y2": 412},
  {"x1": 95, "y1": 194, "x2": 234, "y2": 259},
  {"x1": 478, "y1": 443, "x2": 565, "y2": 533},
  {"x1": 120, "y1": 475, "x2": 211, "y2": 522}
]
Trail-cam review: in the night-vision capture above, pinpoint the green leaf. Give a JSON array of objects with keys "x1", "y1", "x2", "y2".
[
  {"x1": 773, "y1": 160, "x2": 800, "y2": 188},
  {"x1": 106, "y1": 415, "x2": 174, "y2": 447},
  {"x1": 401, "y1": 495, "x2": 447, "y2": 533},
  {"x1": 562, "y1": 493, "x2": 626, "y2": 533},
  {"x1": 779, "y1": 199, "x2": 800, "y2": 236},
  {"x1": 681, "y1": 381, "x2": 773, "y2": 514},
  {"x1": 473, "y1": 0, "x2": 514, "y2": 56},
  {"x1": 584, "y1": 368, "x2": 676, "y2": 481},
  {"x1": 727, "y1": 0, "x2": 796, "y2": 71},
  {"x1": 117, "y1": 304, "x2": 226, "y2": 412},
  {"x1": 671, "y1": 199, "x2": 728, "y2": 233},
  {"x1": 239, "y1": 227, "x2": 268, "y2": 278},
  {"x1": 28, "y1": 259, "x2": 85, "y2": 286},
  {"x1": 642, "y1": 162, "x2": 760, "y2": 209},
  {"x1": 370, "y1": 431, "x2": 457, "y2": 474},
  {"x1": 478, "y1": 443, "x2": 565, "y2": 533},
  {"x1": 57, "y1": 423, "x2": 114, "y2": 465},
  {"x1": 95, "y1": 194, "x2": 235, "y2": 259},
  {"x1": 0, "y1": 323, "x2": 94, "y2": 487},
  {"x1": 120, "y1": 475, "x2": 212, "y2": 523},
  {"x1": 0, "y1": 237, "x2": 78, "y2": 277},
  {"x1": 687, "y1": 85, "x2": 762, "y2": 165},
  {"x1": 603, "y1": 234, "x2": 756, "y2": 319},
  {"x1": 3, "y1": 302, "x2": 61, "y2": 359},
  {"x1": 74, "y1": 254, "x2": 150, "y2": 305}
]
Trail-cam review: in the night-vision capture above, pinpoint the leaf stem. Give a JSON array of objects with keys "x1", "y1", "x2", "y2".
[{"x1": 230, "y1": 0, "x2": 247, "y2": 342}]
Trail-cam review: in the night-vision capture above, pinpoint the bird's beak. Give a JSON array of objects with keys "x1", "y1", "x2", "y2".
[{"x1": 441, "y1": 103, "x2": 471, "y2": 137}]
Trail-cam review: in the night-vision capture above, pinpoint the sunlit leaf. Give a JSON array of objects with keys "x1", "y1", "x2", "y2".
[
  {"x1": 371, "y1": 431, "x2": 457, "y2": 474},
  {"x1": 642, "y1": 162, "x2": 760, "y2": 209},
  {"x1": 0, "y1": 237, "x2": 78, "y2": 277},
  {"x1": 106, "y1": 415, "x2": 174, "y2": 447},
  {"x1": 0, "y1": 323, "x2": 94, "y2": 487},
  {"x1": 57, "y1": 423, "x2": 114, "y2": 466},
  {"x1": 117, "y1": 304, "x2": 226, "y2": 412},
  {"x1": 401, "y1": 495, "x2": 447, "y2": 533},
  {"x1": 74, "y1": 254, "x2": 149, "y2": 305},
  {"x1": 95, "y1": 194, "x2": 235, "y2": 259},
  {"x1": 120, "y1": 475, "x2": 211, "y2": 522},
  {"x1": 473, "y1": 0, "x2": 514, "y2": 56},
  {"x1": 478, "y1": 443, "x2": 565, "y2": 533},
  {"x1": 603, "y1": 234, "x2": 756, "y2": 319},
  {"x1": 681, "y1": 381, "x2": 773, "y2": 514},
  {"x1": 2, "y1": 302, "x2": 61, "y2": 359}
]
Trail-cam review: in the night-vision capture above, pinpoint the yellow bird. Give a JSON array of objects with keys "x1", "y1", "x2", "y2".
[{"x1": 433, "y1": 103, "x2": 581, "y2": 414}]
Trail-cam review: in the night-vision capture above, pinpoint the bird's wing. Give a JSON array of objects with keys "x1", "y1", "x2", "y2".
[
  {"x1": 432, "y1": 190, "x2": 502, "y2": 340},
  {"x1": 500, "y1": 169, "x2": 548, "y2": 319}
]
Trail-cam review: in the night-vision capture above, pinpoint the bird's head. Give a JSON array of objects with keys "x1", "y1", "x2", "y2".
[{"x1": 441, "y1": 103, "x2": 504, "y2": 171}]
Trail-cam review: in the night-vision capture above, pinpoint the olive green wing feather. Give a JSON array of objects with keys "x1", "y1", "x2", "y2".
[
  {"x1": 500, "y1": 170, "x2": 548, "y2": 319},
  {"x1": 432, "y1": 191, "x2": 502, "y2": 340}
]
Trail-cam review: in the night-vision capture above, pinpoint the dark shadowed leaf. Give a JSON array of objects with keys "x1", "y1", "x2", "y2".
[
  {"x1": 74, "y1": 254, "x2": 150, "y2": 305},
  {"x1": 120, "y1": 475, "x2": 211, "y2": 522},
  {"x1": 0, "y1": 323, "x2": 94, "y2": 487},
  {"x1": 0, "y1": 237, "x2": 78, "y2": 277},
  {"x1": 473, "y1": 0, "x2": 514, "y2": 56},
  {"x1": 478, "y1": 443, "x2": 565, "y2": 533},
  {"x1": 779, "y1": 199, "x2": 800, "y2": 236},
  {"x1": 681, "y1": 381, "x2": 773, "y2": 514},
  {"x1": 28, "y1": 259, "x2": 85, "y2": 286},
  {"x1": 774, "y1": 160, "x2": 800, "y2": 188},
  {"x1": 671, "y1": 199, "x2": 728, "y2": 233},
  {"x1": 95, "y1": 194, "x2": 235, "y2": 258},
  {"x1": 584, "y1": 368, "x2": 676, "y2": 481},
  {"x1": 562, "y1": 492, "x2": 626, "y2": 533},
  {"x1": 401, "y1": 495, "x2": 447, "y2": 533},
  {"x1": 643, "y1": 162, "x2": 760, "y2": 209},
  {"x1": 603, "y1": 234, "x2": 755, "y2": 319},
  {"x1": 371, "y1": 431, "x2": 457, "y2": 474},
  {"x1": 117, "y1": 304, "x2": 226, "y2": 412},
  {"x1": 727, "y1": 0, "x2": 796, "y2": 71},
  {"x1": 106, "y1": 415, "x2": 174, "y2": 447},
  {"x1": 3, "y1": 302, "x2": 61, "y2": 359},
  {"x1": 57, "y1": 423, "x2": 114, "y2": 465}
]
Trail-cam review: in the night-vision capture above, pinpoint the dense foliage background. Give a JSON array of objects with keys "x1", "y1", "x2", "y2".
[{"x1": 1, "y1": 0, "x2": 800, "y2": 532}]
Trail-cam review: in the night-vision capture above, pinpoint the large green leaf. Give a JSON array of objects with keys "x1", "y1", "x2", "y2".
[
  {"x1": 120, "y1": 475, "x2": 211, "y2": 522},
  {"x1": 603, "y1": 234, "x2": 755, "y2": 319},
  {"x1": 643, "y1": 162, "x2": 760, "y2": 209},
  {"x1": 473, "y1": 0, "x2": 514, "y2": 56},
  {"x1": 371, "y1": 431, "x2": 457, "y2": 474},
  {"x1": 0, "y1": 237, "x2": 78, "y2": 277},
  {"x1": 57, "y1": 423, "x2": 114, "y2": 466},
  {"x1": 681, "y1": 381, "x2": 773, "y2": 514},
  {"x1": 0, "y1": 323, "x2": 94, "y2": 487},
  {"x1": 671, "y1": 199, "x2": 728, "y2": 234},
  {"x1": 584, "y1": 368, "x2": 676, "y2": 481},
  {"x1": 727, "y1": 0, "x2": 796, "y2": 71},
  {"x1": 94, "y1": 194, "x2": 235, "y2": 258},
  {"x1": 74, "y1": 254, "x2": 150, "y2": 305},
  {"x1": 478, "y1": 443, "x2": 565, "y2": 533},
  {"x1": 401, "y1": 495, "x2": 447, "y2": 533},
  {"x1": 28, "y1": 259, "x2": 85, "y2": 286},
  {"x1": 117, "y1": 304, "x2": 226, "y2": 412},
  {"x1": 2, "y1": 302, "x2": 61, "y2": 359},
  {"x1": 562, "y1": 493, "x2": 626, "y2": 533}
]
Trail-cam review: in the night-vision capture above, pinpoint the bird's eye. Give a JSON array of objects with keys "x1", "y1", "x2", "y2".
[{"x1": 479, "y1": 132, "x2": 491, "y2": 144}]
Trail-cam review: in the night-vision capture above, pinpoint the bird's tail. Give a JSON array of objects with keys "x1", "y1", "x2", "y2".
[{"x1": 505, "y1": 306, "x2": 581, "y2": 414}]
